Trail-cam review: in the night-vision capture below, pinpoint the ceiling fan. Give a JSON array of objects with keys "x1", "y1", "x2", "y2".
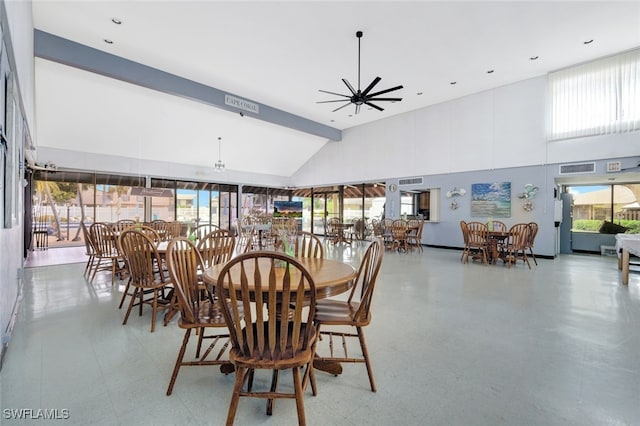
[{"x1": 317, "y1": 31, "x2": 403, "y2": 114}]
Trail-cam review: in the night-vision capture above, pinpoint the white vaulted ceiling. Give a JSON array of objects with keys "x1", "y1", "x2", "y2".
[{"x1": 31, "y1": 1, "x2": 640, "y2": 177}]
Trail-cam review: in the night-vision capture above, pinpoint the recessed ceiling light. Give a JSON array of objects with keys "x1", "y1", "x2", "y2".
[
  {"x1": 348, "y1": 114, "x2": 353, "y2": 117},
  {"x1": 486, "y1": 70, "x2": 494, "y2": 74},
  {"x1": 530, "y1": 56, "x2": 539, "y2": 61},
  {"x1": 111, "y1": 18, "x2": 122, "y2": 25},
  {"x1": 417, "y1": 92, "x2": 423, "y2": 95},
  {"x1": 330, "y1": 119, "x2": 335, "y2": 122},
  {"x1": 104, "y1": 39, "x2": 114, "y2": 44},
  {"x1": 584, "y1": 39, "x2": 594, "y2": 45},
  {"x1": 449, "y1": 81, "x2": 457, "y2": 85}
]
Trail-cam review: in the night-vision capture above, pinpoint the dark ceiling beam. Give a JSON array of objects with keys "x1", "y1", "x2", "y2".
[{"x1": 34, "y1": 30, "x2": 342, "y2": 142}]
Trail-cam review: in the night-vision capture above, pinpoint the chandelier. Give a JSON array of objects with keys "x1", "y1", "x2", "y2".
[{"x1": 214, "y1": 136, "x2": 225, "y2": 172}]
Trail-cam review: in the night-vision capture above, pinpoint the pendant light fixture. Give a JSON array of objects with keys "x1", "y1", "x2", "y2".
[{"x1": 214, "y1": 136, "x2": 225, "y2": 172}]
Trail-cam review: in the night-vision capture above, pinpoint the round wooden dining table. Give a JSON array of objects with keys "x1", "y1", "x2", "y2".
[{"x1": 202, "y1": 257, "x2": 357, "y2": 301}]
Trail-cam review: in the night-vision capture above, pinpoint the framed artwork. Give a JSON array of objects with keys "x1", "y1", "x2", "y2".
[{"x1": 471, "y1": 182, "x2": 511, "y2": 218}]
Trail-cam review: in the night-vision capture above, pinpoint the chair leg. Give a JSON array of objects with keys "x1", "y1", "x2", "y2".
[
  {"x1": 150, "y1": 289, "x2": 159, "y2": 333},
  {"x1": 357, "y1": 326, "x2": 377, "y2": 392},
  {"x1": 83, "y1": 255, "x2": 95, "y2": 278},
  {"x1": 123, "y1": 287, "x2": 138, "y2": 325},
  {"x1": 226, "y1": 366, "x2": 247, "y2": 426},
  {"x1": 90, "y1": 258, "x2": 102, "y2": 282},
  {"x1": 521, "y1": 250, "x2": 531, "y2": 269},
  {"x1": 110, "y1": 258, "x2": 117, "y2": 286},
  {"x1": 195, "y1": 327, "x2": 205, "y2": 358},
  {"x1": 266, "y1": 369, "x2": 280, "y2": 415},
  {"x1": 292, "y1": 367, "x2": 307, "y2": 426},
  {"x1": 167, "y1": 329, "x2": 191, "y2": 396},
  {"x1": 118, "y1": 279, "x2": 132, "y2": 309},
  {"x1": 529, "y1": 248, "x2": 538, "y2": 265}
]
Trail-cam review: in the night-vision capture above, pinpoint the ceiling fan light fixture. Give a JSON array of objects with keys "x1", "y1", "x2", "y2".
[{"x1": 317, "y1": 30, "x2": 403, "y2": 115}]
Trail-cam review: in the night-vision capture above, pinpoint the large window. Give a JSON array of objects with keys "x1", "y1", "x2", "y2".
[
  {"x1": 569, "y1": 184, "x2": 640, "y2": 233},
  {"x1": 549, "y1": 48, "x2": 640, "y2": 141},
  {"x1": 241, "y1": 186, "x2": 290, "y2": 218},
  {"x1": 33, "y1": 171, "x2": 145, "y2": 248},
  {"x1": 151, "y1": 179, "x2": 238, "y2": 229}
]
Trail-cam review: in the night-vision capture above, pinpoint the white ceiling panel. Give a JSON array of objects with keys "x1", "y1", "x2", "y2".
[{"x1": 31, "y1": 1, "x2": 640, "y2": 177}]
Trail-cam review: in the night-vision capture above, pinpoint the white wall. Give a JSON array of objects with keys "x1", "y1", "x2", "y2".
[
  {"x1": 3, "y1": 0, "x2": 34, "y2": 131},
  {"x1": 36, "y1": 147, "x2": 291, "y2": 189},
  {"x1": 0, "y1": 0, "x2": 33, "y2": 365},
  {"x1": 292, "y1": 75, "x2": 639, "y2": 257}
]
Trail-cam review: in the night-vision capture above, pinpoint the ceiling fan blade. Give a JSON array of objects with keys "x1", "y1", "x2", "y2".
[
  {"x1": 318, "y1": 89, "x2": 351, "y2": 98},
  {"x1": 361, "y1": 77, "x2": 382, "y2": 96},
  {"x1": 367, "y1": 85, "x2": 404, "y2": 98},
  {"x1": 317, "y1": 99, "x2": 355, "y2": 104},
  {"x1": 365, "y1": 101, "x2": 384, "y2": 111},
  {"x1": 368, "y1": 97, "x2": 403, "y2": 102},
  {"x1": 342, "y1": 78, "x2": 357, "y2": 95},
  {"x1": 332, "y1": 102, "x2": 352, "y2": 113}
]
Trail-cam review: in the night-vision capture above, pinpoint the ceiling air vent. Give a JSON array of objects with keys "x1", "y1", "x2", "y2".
[
  {"x1": 399, "y1": 177, "x2": 423, "y2": 186},
  {"x1": 558, "y1": 162, "x2": 595, "y2": 175},
  {"x1": 606, "y1": 161, "x2": 622, "y2": 173}
]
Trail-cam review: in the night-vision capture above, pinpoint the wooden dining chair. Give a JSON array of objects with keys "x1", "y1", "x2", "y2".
[
  {"x1": 166, "y1": 221, "x2": 184, "y2": 239},
  {"x1": 165, "y1": 237, "x2": 234, "y2": 396},
  {"x1": 216, "y1": 252, "x2": 318, "y2": 426},
  {"x1": 295, "y1": 231, "x2": 324, "y2": 259},
  {"x1": 234, "y1": 221, "x2": 254, "y2": 253},
  {"x1": 460, "y1": 221, "x2": 469, "y2": 262},
  {"x1": 390, "y1": 219, "x2": 409, "y2": 252},
  {"x1": 406, "y1": 219, "x2": 424, "y2": 252},
  {"x1": 503, "y1": 223, "x2": 532, "y2": 269},
  {"x1": 195, "y1": 223, "x2": 219, "y2": 241},
  {"x1": 118, "y1": 228, "x2": 173, "y2": 332},
  {"x1": 527, "y1": 222, "x2": 539, "y2": 265},
  {"x1": 116, "y1": 226, "x2": 160, "y2": 310},
  {"x1": 89, "y1": 222, "x2": 126, "y2": 285},
  {"x1": 112, "y1": 219, "x2": 136, "y2": 233},
  {"x1": 197, "y1": 230, "x2": 236, "y2": 269},
  {"x1": 80, "y1": 221, "x2": 97, "y2": 279},
  {"x1": 325, "y1": 217, "x2": 341, "y2": 244},
  {"x1": 313, "y1": 238, "x2": 383, "y2": 392},
  {"x1": 150, "y1": 219, "x2": 170, "y2": 240},
  {"x1": 490, "y1": 220, "x2": 507, "y2": 233},
  {"x1": 380, "y1": 218, "x2": 395, "y2": 249},
  {"x1": 462, "y1": 222, "x2": 489, "y2": 265}
]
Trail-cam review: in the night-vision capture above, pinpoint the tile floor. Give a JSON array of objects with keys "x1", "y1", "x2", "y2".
[{"x1": 2, "y1": 244, "x2": 640, "y2": 425}]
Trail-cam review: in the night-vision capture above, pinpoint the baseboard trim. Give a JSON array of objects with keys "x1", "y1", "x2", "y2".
[{"x1": 424, "y1": 244, "x2": 555, "y2": 260}]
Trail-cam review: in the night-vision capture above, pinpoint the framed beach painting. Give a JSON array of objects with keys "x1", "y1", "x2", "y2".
[{"x1": 471, "y1": 182, "x2": 511, "y2": 218}]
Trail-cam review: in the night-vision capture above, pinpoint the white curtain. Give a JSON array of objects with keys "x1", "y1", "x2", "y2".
[{"x1": 548, "y1": 48, "x2": 640, "y2": 141}]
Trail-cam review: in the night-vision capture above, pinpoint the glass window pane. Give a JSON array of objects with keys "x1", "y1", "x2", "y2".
[
  {"x1": 614, "y1": 184, "x2": 640, "y2": 233},
  {"x1": 569, "y1": 185, "x2": 610, "y2": 231}
]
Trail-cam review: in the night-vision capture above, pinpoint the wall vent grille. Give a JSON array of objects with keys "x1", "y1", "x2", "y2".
[
  {"x1": 558, "y1": 162, "x2": 595, "y2": 175},
  {"x1": 399, "y1": 177, "x2": 423, "y2": 185},
  {"x1": 606, "y1": 161, "x2": 622, "y2": 173}
]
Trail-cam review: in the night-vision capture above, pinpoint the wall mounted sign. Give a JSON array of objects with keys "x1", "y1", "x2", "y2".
[{"x1": 224, "y1": 94, "x2": 260, "y2": 114}]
